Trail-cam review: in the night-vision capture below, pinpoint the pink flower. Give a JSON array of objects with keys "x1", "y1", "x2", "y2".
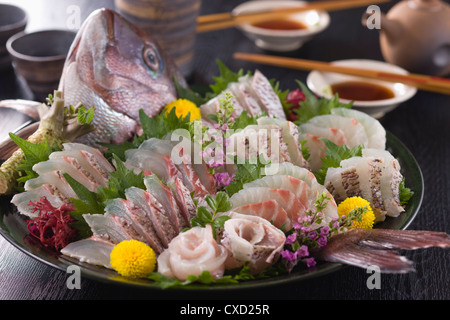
[
  {"x1": 285, "y1": 233, "x2": 297, "y2": 245},
  {"x1": 306, "y1": 257, "x2": 316, "y2": 268},
  {"x1": 214, "y1": 172, "x2": 234, "y2": 187}
]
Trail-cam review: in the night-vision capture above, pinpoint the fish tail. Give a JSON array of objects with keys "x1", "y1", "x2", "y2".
[{"x1": 314, "y1": 229, "x2": 450, "y2": 274}]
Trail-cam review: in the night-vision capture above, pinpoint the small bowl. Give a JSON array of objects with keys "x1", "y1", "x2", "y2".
[
  {"x1": 6, "y1": 29, "x2": 76, "y2": 101},
  {"x1": 306, "y1": 59, "x2": 418, "y2": 118},
  {"x1": 232, "y1": 0, "x2": 330, "y2": 52},
  {"x1": 0, "y1": 4, "x2": 28, "y2": 69}
]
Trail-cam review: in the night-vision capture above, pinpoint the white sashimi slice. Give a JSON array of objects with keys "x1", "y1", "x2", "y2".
[
  {"x1": 264, "y1": 162, "x2": 338, "y2": 221},
  {"x1": 232, "y1": 199, "x2": 291, "y2": 230},
  {"x1": 124, "y1": 148, "x2": 181, "y2": 182},
  {"x1": 167, "y1": 177, "x2": 197, "y2": 224},
  {"x1": 83, "y1": 213, "x2": 133, "y2": 244},
  {"x1": 61, "y1": 236, "x2": 115, "y2": 269},
  {"x1": 362, "y1": 149, "x2": 404, "y2": 217},
  {"x1": 60, "y1": 143, "x2": 115, "y2": 173},
  {"x1": 230, "y1": 186, "x2": 307, "y2": 223},
  {"x1": 244, "y1": 174, "x2": 310, "y2": 207},
  {"x1": 104, "y1": 198, "x2": 165, "y2": 254},
  {"x1": 250, "y1": 70, "x2": 286, "y2": 120},
  {"x1": 24, "y1": 170, "x2": 77, "y2": 200},
  {"x1": 49, "y1": 143, "x2": 114, "y2": 187},
  {"x1": 11, "y1": 187, "x2": 66, "y2": 218},
  {"x1": 125, "y1": 187, "x2": 177, "y2": 248},
  {"x1": 221, "y1": 212, "x2": 286, "y2": 274},
  {"x1": 257, "y1": 116, "x2": 309, "y2": 168},
  {"x1": 200, "y1": 89, "x2": 244, "y2": 119},
  {"x1": 157, "y1": 224, "x2": 228, "y2": 281},
  {"x1": 143, "y1": 175, "x2": 188, "y2": 231},
  {"x1": 32, "y1": 158, "x2": 99, "y2": 191},
  {"x1": 324, "y1": 167, "x2": 349, "y2": 204},
  {"x1": 229, "y1": 124, "x2": 291, "y2": 164},
  {"x1": 307, "y1": 114, "x2": 369, "y2": 148},
  {"x1": 331, "y1": 107, "x2": 386, "y2": 150}
]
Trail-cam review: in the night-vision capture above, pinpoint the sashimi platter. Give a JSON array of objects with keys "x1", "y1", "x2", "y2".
[{"x1": 0, "y1": 8, "x2": 448, "y2": 290}]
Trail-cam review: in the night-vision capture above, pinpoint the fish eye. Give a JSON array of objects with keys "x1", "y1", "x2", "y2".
[{"x1": 143, "y1": 47, "x2": 160, "y2": 72}]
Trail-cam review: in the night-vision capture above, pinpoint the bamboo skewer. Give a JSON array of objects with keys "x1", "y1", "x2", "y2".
[
  {"x1": 196, "y1": 0, "x2": 391, "y2": 33},
  {"x1": 233, "y1": 52, "x2": 450, "y2": 95}
]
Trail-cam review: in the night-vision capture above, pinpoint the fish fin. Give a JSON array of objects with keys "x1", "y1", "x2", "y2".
[{"x1": 315, "y1": 229, "x2": 450, "y2": 274}]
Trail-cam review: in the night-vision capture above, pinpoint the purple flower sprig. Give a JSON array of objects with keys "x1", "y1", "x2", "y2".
[{"x1": 280, "y1": 191, "x2": 354, "y2": 272}]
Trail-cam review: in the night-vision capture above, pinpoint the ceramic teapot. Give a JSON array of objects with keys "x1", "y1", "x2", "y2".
[{"x1": 364, "y1": 0, "x2": 450, "y2": 76}]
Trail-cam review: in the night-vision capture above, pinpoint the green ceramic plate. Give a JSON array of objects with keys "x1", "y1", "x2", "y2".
[{"x1": 0, "y1": 131, "x2": 424, "y2": 290}]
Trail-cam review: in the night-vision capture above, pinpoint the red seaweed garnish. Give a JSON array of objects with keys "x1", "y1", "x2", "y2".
[{"x1": 27, "y1": 197, "x2": 77, "y2": 251}]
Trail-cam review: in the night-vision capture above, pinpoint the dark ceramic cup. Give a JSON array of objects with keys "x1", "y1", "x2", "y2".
[
  {"x1": 6, "y1": 29, "x2": 76, "y2": 101},
  {"x1": 0, "y1": 4, "x2": 28, "y2": 69}
]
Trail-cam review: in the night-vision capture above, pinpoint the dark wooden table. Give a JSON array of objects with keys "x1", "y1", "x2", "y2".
[{"x1": 0, "y1": 0, "x2": 449, "y2": 302}]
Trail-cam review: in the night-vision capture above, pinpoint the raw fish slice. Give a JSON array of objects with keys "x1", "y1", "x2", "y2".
[
  {"x1": 61, "y1": 143, "x2": 115, "y2": 173},
  {"x1": 331, "y1": 108, "x2": 386, "y2": 150},
  {"x1": 124, "y1": 148, "x2": 182, "y2": 182},
  {"x1": 229, "y1": 81, "x2": 262, "y2": 116},
  {"x1": 104, "y1": 198, "x2": 165, "y2": 254},
  {"x1": 50, "y1": 150, "x2": 110, "y2": 187},
  {"x1": 221, "y1": 212, "x2": 286, "y2": 274},
  {"x1": 232, "y1": 199, "x2": 291, "y2": 230},
  {"x1": 83, "y1": 213, "x2": 133, "y2": 244},
  {"x1": 33, "y1": 157, "x2": 99, "y2": 191},
  {"x1": 265, "y1": 162, "x2": 316, "y2": 187},
  {"x1": 250, "y1": 70, "x2": 286, "y2": 120},
  {"x1": 125, "y1": 187, "x2": 177, "y2": 248},
  {"x1": 230, "y1": 186, "x2": 307, "y2": 223},
  {"x1": 257, "y1": 117, "x2": 309, "y2": 168},
  {"x1": 139, "y1": 138, "x2": 173, "y2": 155},
  {"x1": 167, "y1": 177, "x2": 197, "y2": 224},
  {"x1": 144, "y1": 175, "x2": 189, "y2": 231},
  {"x1": 362, "y1": 149, "x2": 404, "y2": 217},
  {"x1": 339, "y1": 156, "x2": 386, "y2": 221},
  {"x1": 229, "y1": 124, "x2": 290, "y2": 164},
  {"x1": 200, "y1": 90, "x2": 244, "y2": 119},
  {"x1": 157, "y1": 224, "x2": 228, "y2": 281},
  {"x1": 11, "y1": 187, "x2": 66, "y2": 218},
  {"x1": 244, "y1": 174, "x2": 311, "y2": 207},
  {"x1": 24, "y1": 170, "x2": 77, "y2": 200},
  {"x1": 324, "y1": 167, "x2": 348, "y2": 204},
  {"x1": 60, "y1": 235, "x2": 115, "y2": 269},
  {"x1": 307, "y1": 114, "x2": 368, "y2": 148}
]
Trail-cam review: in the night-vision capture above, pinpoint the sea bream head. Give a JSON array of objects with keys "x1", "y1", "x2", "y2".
[{"x1": 59, "y1": 8, "x2": 186, "y2": 146}]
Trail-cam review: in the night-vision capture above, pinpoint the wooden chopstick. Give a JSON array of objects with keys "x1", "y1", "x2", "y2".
[
  {"x1": 197, "y1": 0, "x2": 391, "y2": 33},
  {"x1": 233, "y1": 52, "x2": 450, "y2": 95}
]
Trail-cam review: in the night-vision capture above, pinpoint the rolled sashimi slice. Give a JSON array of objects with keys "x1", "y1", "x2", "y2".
[{"x1": 60, "y1": 236, "x2": 115, "y2": 269}]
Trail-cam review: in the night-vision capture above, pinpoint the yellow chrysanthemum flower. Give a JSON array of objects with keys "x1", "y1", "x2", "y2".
[
  {"x1": 110, "y1": 239, "x2": 156, "y2": 278},
  {"x1": 337, "y1": 196, "x2": 376, "y2": 229},
  {"x1": 163, "y1": 98, "x2": 201, "y2": 121}
]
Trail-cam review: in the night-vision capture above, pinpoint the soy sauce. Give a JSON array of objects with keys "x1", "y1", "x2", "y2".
[
  {"x1": 252, "y1": 19, "x2": 307, "y2": 30},
  {"x1": 330, "y1": 81, "x2": 395, "y2": 101}
]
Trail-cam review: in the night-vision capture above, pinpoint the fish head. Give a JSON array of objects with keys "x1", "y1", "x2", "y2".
[{"x1": 60, "y1": 8, "x2": 186, "y2": 122}]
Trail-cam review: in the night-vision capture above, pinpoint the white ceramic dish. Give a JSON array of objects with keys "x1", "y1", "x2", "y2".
[
  {"x1": 306, "y1": 59, "x2": 418, "y2": 118},
  {"x1": 232, "y1": 0, "x2": 330, "y2": 52}
]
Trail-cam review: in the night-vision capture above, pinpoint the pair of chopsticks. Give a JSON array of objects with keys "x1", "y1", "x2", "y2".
[
  {"x1": 233, "y1": 52, "x2": 450, "y2": 95},
  {"x1": 197, "y1": 0, "x2": 391, "y2": 33}
]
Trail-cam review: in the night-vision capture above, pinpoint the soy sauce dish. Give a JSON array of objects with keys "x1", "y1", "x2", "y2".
[
  {"x1": 232, "y1": 0, "x2": 330, "y2": 52},
  {"x1": 306, "y1": 59, "x2": 418, "y2": 118}
]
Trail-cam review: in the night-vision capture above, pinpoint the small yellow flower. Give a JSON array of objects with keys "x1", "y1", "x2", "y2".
[
  {"x1": 163, "y1": 98, "x2": 201, "y2": 121},
  {"x1": 337, "y1": 196, "x2": 376, "y2": 229},
  {"x1": 110, "y1": 240, "x2": 156, "y2": 278}
]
